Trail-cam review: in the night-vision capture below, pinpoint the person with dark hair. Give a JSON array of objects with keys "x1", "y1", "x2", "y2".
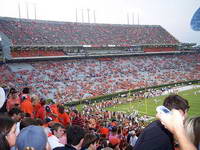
[
  {"x1": 108, "y1": 126, "x2": 121, "y2": 149},
  {"x1": 58, "y1": 105, "x2": 71, "y2": 127},
  {"x1": 54, "y1": 125, "x2": 85, "y2": 150},
  {"x1": 8, "y1": 107, "x2": 22, "y2": 122},
  {"x1": 0, "y1": 116, "x2": 17, "y2": 150},
  {"x1": 72, "y1": 110, "x2": 84, "y2": 128},
  {"x1": 81, "y1": 133, "x2": 98, "y2": 150},
  {"x1": 20, "y1": 88, "x2": 33, "y2": 117},
  {"x1": 22, "y1": 87, "x2": 30, "y2": 94},
  {"x1": 35, "y1": 118, "x2": 44, "y2": 126},
  {"x1": 127, "y1": 130, "x2": 138, "y2": 147},
  {"x1": 163, "y1": 95, "x2": 189, "y2": 113},
  {"x1": 8, "y1": 107, "x2": 22, "y2": 135},
  {"x1": 6, "y1": 87, "x2": 20, "y2": 111},
  {"x1": 20, "y1": 117, "x2": 39, "y2": 130},
  {"x1": 108, "y1": 126, "x2": 118, "y2": 140},
  {"x1": 48, "y1": 123, "x2": 65, "y2": 149},
  {"x1": 97, "y1": 138, "x2": 108, "y2": 150},
  {"x1": 134, "y1": 94, "x2": 190, "y2": 150}
]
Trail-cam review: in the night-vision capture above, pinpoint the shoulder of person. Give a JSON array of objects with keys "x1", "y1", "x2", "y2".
[
  {"x1": 53, "y1": 146, "x2": 66, "y2": 150},
  {"x1": 139, "y1": 120, "x2": 172, "y2": 139},
  {"x1": 54, "y1": 145, "x2": 76, "y2": 150}
]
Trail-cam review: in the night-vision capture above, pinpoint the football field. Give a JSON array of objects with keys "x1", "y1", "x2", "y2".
[{"x1": 105, "y1": 87, "x2": 200, "y2": 117}]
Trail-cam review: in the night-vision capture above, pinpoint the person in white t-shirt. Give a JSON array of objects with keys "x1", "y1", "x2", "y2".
[
  {"x1": 128, "y1": 130, "x2": 138, "y2": 147},
  {"x1": 48, "y1": 123, "x2": 65, "y2": 149}
]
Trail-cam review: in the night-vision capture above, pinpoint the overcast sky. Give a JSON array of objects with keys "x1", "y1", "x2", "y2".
[{"x1": 0, "y1": 0, "x2": 199, "y2": 44}]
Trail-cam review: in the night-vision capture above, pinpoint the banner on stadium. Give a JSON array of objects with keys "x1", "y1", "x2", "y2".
[
  {"x1": 108, "y1": 45, "x2": 116, "y2": 47},
  {"x1": 83, "y1": 45, "x2": 91, "y2": 47}
]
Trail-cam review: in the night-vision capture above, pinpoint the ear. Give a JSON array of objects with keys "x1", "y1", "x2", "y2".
[{"x1": 178, "y1": 109, "x2": 187, "y2": 118}]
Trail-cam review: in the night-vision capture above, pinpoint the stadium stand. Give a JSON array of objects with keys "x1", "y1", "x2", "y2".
[
  {"x1": 0, "y1": 17, "x2": 179, "y2": 46},
  {"x1": 0, "y1": 17, "x2": 199, "y2": 102},
  {"x1": 11, "y1": 50, "x2": 65, "y2": 57},
  {"x1": 0, "y1": 12, "x2": 200, "y2": 150},
  {"x1": 1, "y1": 52, "x2": 200, "y2": 102},
  {"x1": 144, "y1": 47, "x2": 176, "y2": 52}
]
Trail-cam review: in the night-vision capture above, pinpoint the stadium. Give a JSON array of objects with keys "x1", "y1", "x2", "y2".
[
  {"x1": 0, "y1": 9, "x2": 200, "y2": 150},
  {"x1": 0, "y1": 16, "x2": 200, "y2": 102}
]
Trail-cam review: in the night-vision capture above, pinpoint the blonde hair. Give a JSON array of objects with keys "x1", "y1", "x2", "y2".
[{"x1": 31, "y1": 94, "x2": 39, "y2": 102}]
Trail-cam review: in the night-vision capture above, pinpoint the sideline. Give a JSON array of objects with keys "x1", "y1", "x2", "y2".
[{"x1": 161, "y1": 85, "x2": 200, "y2": 95}]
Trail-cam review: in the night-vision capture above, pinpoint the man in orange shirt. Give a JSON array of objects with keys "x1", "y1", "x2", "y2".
[
  {"x1": 58, "y1": 105, "x2": 70, "y2": 127},
  {"x1": 35, "y1": 98, "x2": 46, "y2": 120},
  {"x1": 36, "y1": 99, "x2": 59, "y2": 123},
  {"x1": 20, "y1": 96, "x2": 33, "y2": 117},
  {"x1": 45, "y1": 104, "x2": 59, "y2": 123}
]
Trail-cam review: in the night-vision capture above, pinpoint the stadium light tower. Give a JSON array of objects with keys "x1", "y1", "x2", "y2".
[
  {"x1": 34, "y1": 3, "x2": 37, "y2": 20},
  {"x1": 132, "y1": 13, "x2": 134, "y2": 25},
  {"x1": 26, "y1": 2, "x2": 29, "y2": 19},
  {"x1": 127, "y1": 13, "x2": 129, "y2": 25},
  {"x1": 76, "y1": 8, "x2": 78, "y2": 22},
  {"x1": 18, "y1": 1, "x2": 21, "y2": 19},
  {"x1": 82, "y1": 9, "x2": 84, "y2": 23},
  {"x1": 93, "y1": 10, "x2": 96, "y2": 23},
  {"x1": 87, "y1": 8, "x2": 90, "y2": 23},
  {"x1": 137, "y1": 13, "x2": 140, "y2": 25}
]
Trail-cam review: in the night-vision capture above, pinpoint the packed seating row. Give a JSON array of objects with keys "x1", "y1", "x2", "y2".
[
  {"x1": 11, "y1": 50, "x2": 65, "y2": 57},
  {"x1": 0, "y1": 17, "x2": 179, "y2": 46},
  {"x1": 1, "y1": 53, "x2": 200, "y2": 102}
]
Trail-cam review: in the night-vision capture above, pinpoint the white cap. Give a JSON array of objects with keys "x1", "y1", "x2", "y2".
[
  {"x1": 0, "y1": 87, "x2": 6, "y2": 109},
  {"x1": 129, "y1": 130, "x2": 136, "y2": 135}
]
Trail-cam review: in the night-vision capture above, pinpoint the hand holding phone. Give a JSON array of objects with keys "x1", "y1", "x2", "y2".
[
  {"x1": 156, "y1": 109, "x2": 184, "y2": 133},
  {"x1": 156, "y1": 106, "x2": 171, "y2": 114}
]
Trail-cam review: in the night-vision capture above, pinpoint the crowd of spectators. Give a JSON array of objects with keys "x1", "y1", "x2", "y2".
[
  {"x1": 11, "y1": 50, "x2": 65, "y2": 57},
  {"x1": 0, "y1": 17, "x2": 179, "y2": 46},
  {"x1": 0, "y1": 86, "x2": 149, "y2": 150},
  {"x1": 1, "y1": 16, "x2": 199, "y2": 150},
  {"x1": 0, "y1": 52, "x2": 200, "y2": 102},
  {"x1": 0, "y1": 87, "x2": 199, "y2": 150}
]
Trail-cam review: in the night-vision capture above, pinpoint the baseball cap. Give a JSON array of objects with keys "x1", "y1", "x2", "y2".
[
  {"x1": 129, "y1": 130, "x2": 136, "y2": 135},
  {"x1": 16, "y1": 125, "x2": 47, "y2": 150}
]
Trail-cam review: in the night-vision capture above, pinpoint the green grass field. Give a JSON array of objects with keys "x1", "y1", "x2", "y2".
[{"x1": 105, "y1": 87, "x2": 200, "y2": 117}]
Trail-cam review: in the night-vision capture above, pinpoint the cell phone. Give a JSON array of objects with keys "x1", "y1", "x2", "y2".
[{"x1": 156, "y1": 106, "x2": 171, "y2": 114}]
